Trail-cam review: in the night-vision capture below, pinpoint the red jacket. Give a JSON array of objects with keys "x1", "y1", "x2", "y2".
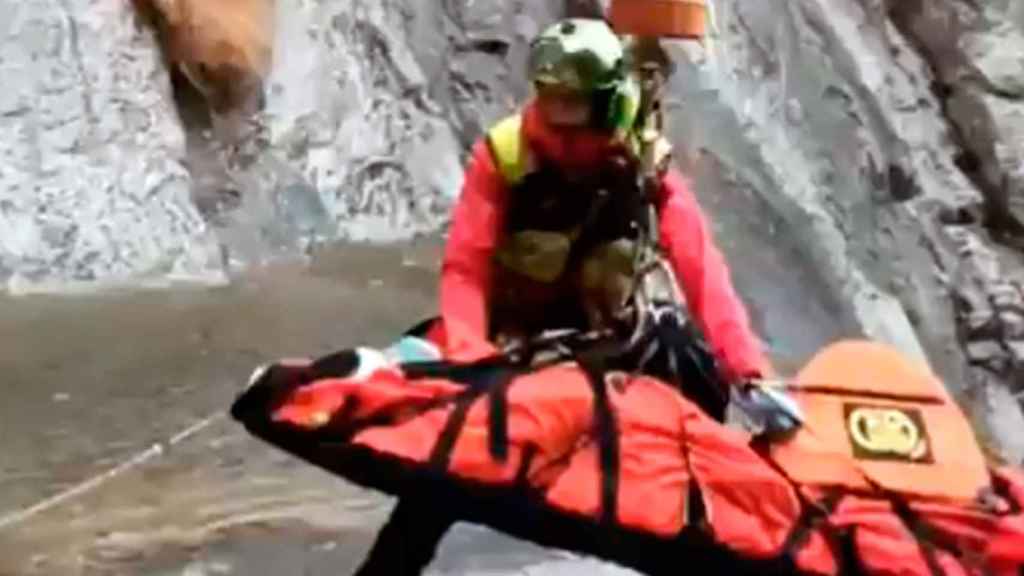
[{"x1": 438, "y1": 103, "x2": 772, "y2": 382}]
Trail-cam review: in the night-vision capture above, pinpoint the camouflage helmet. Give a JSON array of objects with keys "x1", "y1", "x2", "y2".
[{"x1": 528, "y1": 18, "x2": 628, "y2": 94}]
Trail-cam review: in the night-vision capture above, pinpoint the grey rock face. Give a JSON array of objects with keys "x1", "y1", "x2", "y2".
[
  {"x1": 661, "y1": 0, "x2": 947, "y2": 364},
  {"x1": 195, "y1": 0, "x2": 560, "y2": 267},
  {"x1": 146, "y1": 0, "x2": 475, "y2": 271},
  {"x1": 0, "y1": 0, "x2": 223, "y2": 292},
  {"x1": 643, "y1": 0, "x2": 1024, "y2": 461},
  {"x1": 251, "y1": 0, "x2": 465, "y2": 243},
  {"x1": 404, "y1": 0, "x2": 562, "y2": 147},
  {"x1": 889, "y1": 0, "x2": 1024, "y2": 234}
]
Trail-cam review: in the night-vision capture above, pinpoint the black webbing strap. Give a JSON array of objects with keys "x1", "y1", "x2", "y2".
[
  {"x1": 309, "y1": 349, "x2": 361, "y2": 379},
  {"x1": 292, "y1": 354, "x2": 518, "y2": 445},
  {"x1": 686, "y1": 481, "x2": 707, "y2": 528},
  {"x1": 648, "y1": 315, "x2": 729, "y2": 422},
  {"x1": 487, "y1": 371, "x2": 516, "y2": 462},
  {"x1": 426, "y1": 367, "x2": 519, "y2": 471},
  {"x1": 308, "y1": 342, "x2": 622, "y2": 527},
  {"x1": 401, "y1": 357, "x2": 510, "y2": 384},
  {"x1": 991, "y1": 472, "x2": 1024, "y2": 516},
  {"x1": 515, "y1": 444, "x2": 539, "y2": 486},
  {"x1": 835, "y1": 525, "x2": 866, "y2": 576},
  {"x1": 577, "y1": 356, "x2": 621, "y2": 527},
  {"x1": 890, "y1": 497, "x2": 952, "y2": 576},
  {"x1": 888, "y1": 496, "x2": 999, "y2": 576},
  {"x1": 674, "y1": 400, "x2": 707, "y2": 531},
  {"x1": 780, "y1": 491, "x2": 845, "y2": 569}
]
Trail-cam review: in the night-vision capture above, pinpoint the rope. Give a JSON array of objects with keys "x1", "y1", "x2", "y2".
[{"x1": 0, "y1": 411, "x2": 224, "y2": 531}]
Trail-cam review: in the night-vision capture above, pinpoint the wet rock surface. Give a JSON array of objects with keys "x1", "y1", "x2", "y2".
[{"x1": 0, "y1": 241, "x2": 639, "y2": 575}]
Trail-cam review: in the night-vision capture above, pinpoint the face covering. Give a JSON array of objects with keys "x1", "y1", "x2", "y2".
[{"x1": 523, "y1": 100, "x2": 623, "y2": 175}]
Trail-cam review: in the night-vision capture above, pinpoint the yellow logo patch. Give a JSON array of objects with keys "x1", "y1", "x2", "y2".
[{"x1": 844, "y1": 404, "x2": 932, "y2": 463}]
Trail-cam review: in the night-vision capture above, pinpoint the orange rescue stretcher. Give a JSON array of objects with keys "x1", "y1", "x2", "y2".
[{"x1": 231, "y1": 321, "x2": 1024, "y2": 576}]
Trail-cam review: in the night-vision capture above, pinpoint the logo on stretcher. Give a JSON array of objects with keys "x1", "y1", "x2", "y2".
[{"x1": 844, "y1": 404, "x2": 933, "y2": 463}]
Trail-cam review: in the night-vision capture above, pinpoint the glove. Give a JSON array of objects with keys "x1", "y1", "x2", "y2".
[{"x1": 729, "y1": 379, "x2": 804, "y2": 438}]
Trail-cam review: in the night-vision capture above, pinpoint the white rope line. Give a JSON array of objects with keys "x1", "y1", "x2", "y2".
[{"x1": 0, "y1": 411, "x2": 225, "y2": 531}]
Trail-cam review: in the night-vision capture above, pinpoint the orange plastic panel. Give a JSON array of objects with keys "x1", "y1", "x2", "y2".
[
  {"x1": 609, "y1": 0, "x2": 708, "y2": 39},
  {"x1": 769, "y1": 340, "x2": 991, "y2": 504}
]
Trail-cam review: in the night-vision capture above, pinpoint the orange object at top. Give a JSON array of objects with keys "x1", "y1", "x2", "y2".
[{"x1": 608, "y1": 0, "x2": 708, "y2": 39}]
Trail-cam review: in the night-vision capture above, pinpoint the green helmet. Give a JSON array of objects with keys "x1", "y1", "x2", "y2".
[
  {"x1": 528, "y1": 18, "x2": 627, "y2": 94},
  {"x1": 528, "y1": 18, "x2": 640, "y2": 136}
]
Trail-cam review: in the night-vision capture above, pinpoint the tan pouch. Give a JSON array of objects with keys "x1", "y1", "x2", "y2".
[{"x1": 495, "y1": 230, "x2": 574, "y2": 284}]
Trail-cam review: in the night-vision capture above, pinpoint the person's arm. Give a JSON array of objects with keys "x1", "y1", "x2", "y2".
[
  {"x1": 437, "y1": 139, "x2": 507, "y2": 360},
  {"x1": 655, "y1": 169, "x2": 773, "y2": 382}
]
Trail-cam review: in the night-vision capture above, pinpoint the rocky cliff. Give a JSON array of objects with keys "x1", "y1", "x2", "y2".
[
  {"x1": 675, "y1": 0, "x2": 1024, "y2": 462},
  {"x1": 0, "y1": 0, "x2": 223, "y2": 291},
  {"x1": 1, "y1": 0, "x2": 1021, "y2": 461}
]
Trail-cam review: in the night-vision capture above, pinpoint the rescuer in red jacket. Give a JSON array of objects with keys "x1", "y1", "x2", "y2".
[
  {"x1": 436, "y1": 19, "x2": 771, "y2": 384},
  {"x1": 353, "y1": 17, "x2": 773, "y2": 576}
]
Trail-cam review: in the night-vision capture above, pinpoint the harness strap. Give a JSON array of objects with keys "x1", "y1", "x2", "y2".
[
  {"x1": 309, "y1": 349, "x2": 361, "y2": 379},
  {"x1": 686, "y1": 477, "x2": 707, "y2": 529},
  {"x1": 426, "y1": 367, "x2": 518, "y2": 471},
  {"x1": 781, "y1": 491, "x2": 844, "y2": 565},
  {"x1": 888, "y1": 496, "x2": 1000, "y2": 576},
  {"x1": 836, "y1": 526, "x2": 868, "y2": 576},
  {"x1": 992, "y1": 472, "x2": 1024, "y2": 516},
  {"x1": 486, "y1": 114, "x2": 530, "y2": 186},
  {"x1": 774, "y1": 484, "x2": 996, "y2": 576},
  {"x1": 891, "y1": 498, "x2": 951, "y2": 576},
  {"x1": 427, "y1": 390, "x2": 477, "y2": 471},
  {"x1": 753, "y1": 453, "x2": 867, "y2": 576},
  {"x1": 674, "y1": 386, "x2": 709, "y2": 532},
  {"x1": 578, "y1": 354, "x2": 621, "y2": 527},
  {"x1": 487, "y1": 370, "x2": 516, "y2": 462},
  {"x1": 647, "y1": 314, "x2": 729, "y2": 422},
  {"x1": 515, "y1": 444, "x2": 539, "y2": 486}
]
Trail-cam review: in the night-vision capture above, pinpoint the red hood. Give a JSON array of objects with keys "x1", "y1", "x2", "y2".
[{"x1": 521, "y1": 100, "x2": 623, "y2": 174}]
